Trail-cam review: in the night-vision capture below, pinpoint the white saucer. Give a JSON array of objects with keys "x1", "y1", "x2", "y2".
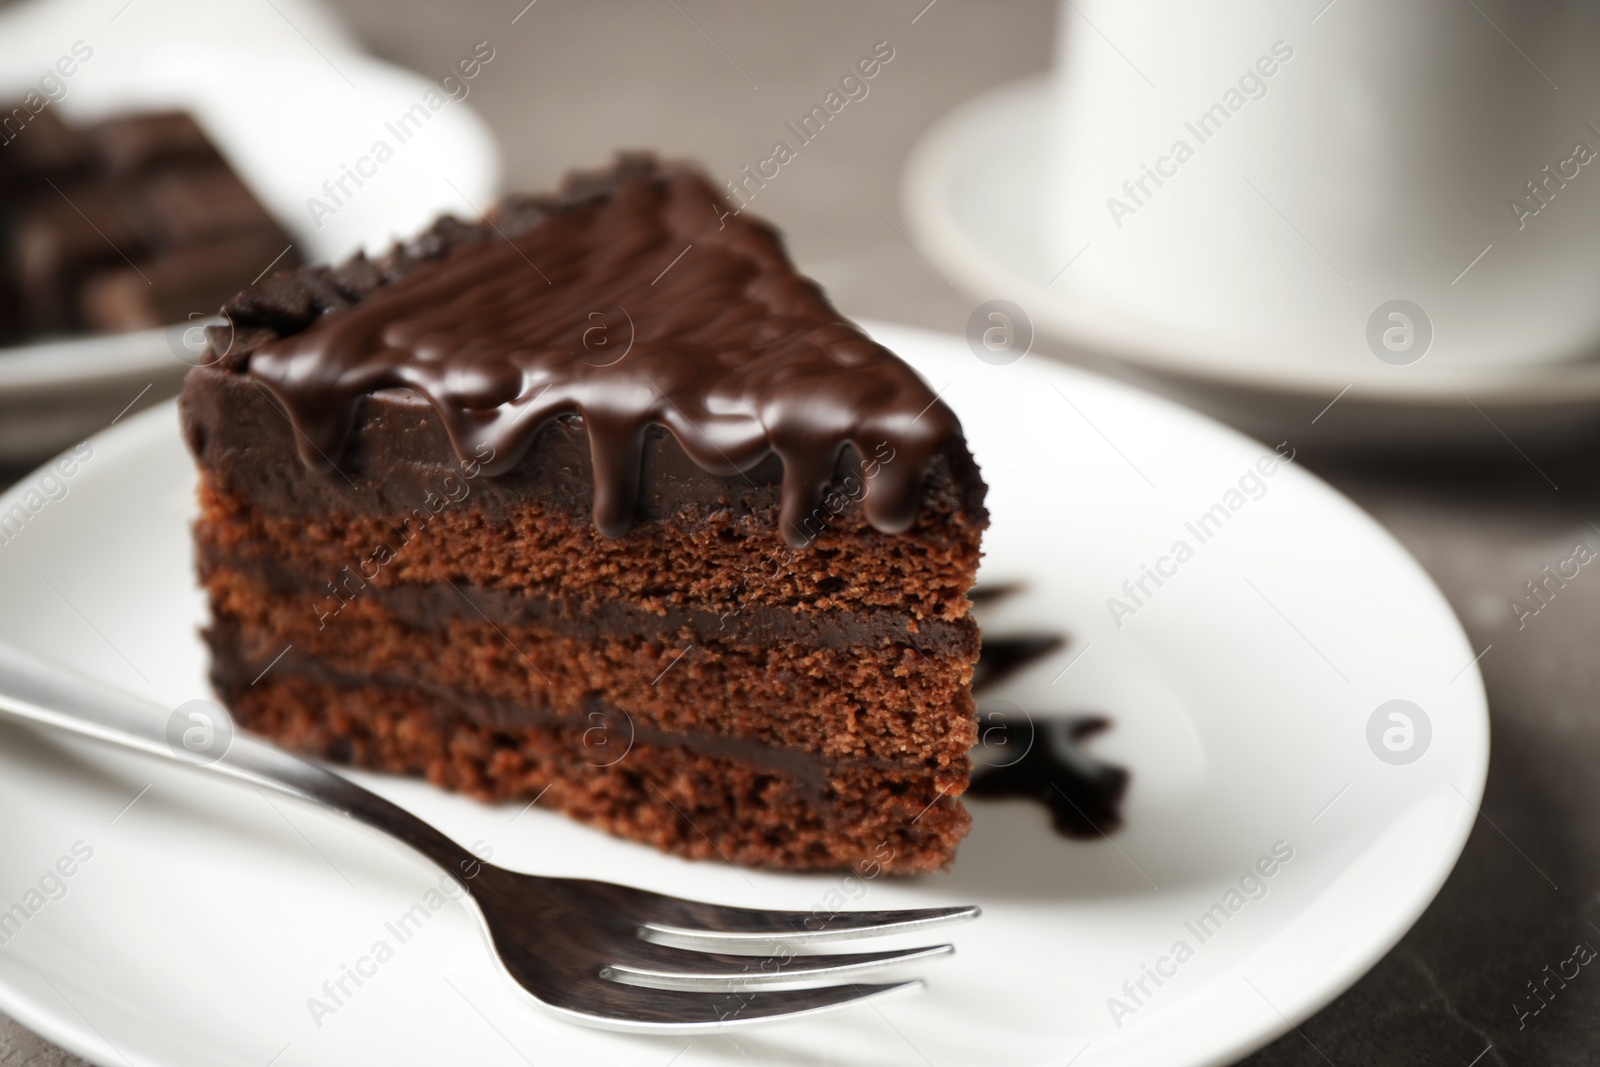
[
  {"x1": 903, "y1": 76, "x2": 1600, "y2": 446},
  {"x1": 0, "y1": 323, "x2": 1487, "y2": 1066},
  {"x1": 0, "y1": 11, "x2": 500, "y2": 463}
]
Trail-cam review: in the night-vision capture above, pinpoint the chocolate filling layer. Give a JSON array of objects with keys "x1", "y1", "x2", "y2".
[
  {"x1": 209, "y1": 646, "x2": 962, "y2": 809},
  {"x1": 199, "y1": 549, "x2": 979, "y2": 656}
]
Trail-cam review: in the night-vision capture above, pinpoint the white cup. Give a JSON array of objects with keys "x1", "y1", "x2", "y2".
[{"x1": 1045, "y1": 0, "x2": 1600, "y2": 369}]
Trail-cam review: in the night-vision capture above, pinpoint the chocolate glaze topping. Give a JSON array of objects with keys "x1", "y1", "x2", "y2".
[{"x1": 218, "y1": 155, "x2": 969, "y2": 547}]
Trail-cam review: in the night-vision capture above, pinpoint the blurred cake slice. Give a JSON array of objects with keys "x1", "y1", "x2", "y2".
[{"x1": 0, "y1": 108, "x2": 298, "y2": 338}]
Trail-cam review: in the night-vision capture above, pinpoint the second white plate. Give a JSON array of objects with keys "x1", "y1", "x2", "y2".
[{"x1": 0, "y1": 17, "x2": 501, "y2": 462}]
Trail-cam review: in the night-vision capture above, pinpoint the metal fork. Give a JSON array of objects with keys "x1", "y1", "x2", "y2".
[{"x1": 0, "y1": 642, "x2": 977, "y2": 1032}]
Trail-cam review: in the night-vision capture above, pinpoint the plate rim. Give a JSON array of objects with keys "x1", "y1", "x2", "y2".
[{"x1": 0, "y1": 328, "x2": 182, "y2": 391}]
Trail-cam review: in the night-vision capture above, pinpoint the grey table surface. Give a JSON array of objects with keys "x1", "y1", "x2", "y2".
[{"x1": 3, "y1": 1, "x2": 1598, "y2": 1064}]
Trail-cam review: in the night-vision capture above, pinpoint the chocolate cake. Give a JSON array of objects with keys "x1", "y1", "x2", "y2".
[
  {"x1": 0, "y1": 107, "x2": 297, "y2": 342},
  {"x1": 179, "y1": 155, "x2": 988, "y2": 872}
]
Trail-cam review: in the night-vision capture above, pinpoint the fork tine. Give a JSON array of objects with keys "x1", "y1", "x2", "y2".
[
  {"x1": 627, "y1": 892, "x2": 981, "y2": 948},
  {"x1": 539, "y1": 977, "x2": 924, "y2": 1033},
  {"x1": 600, "y1": 940, "x2": 953, "y2": 991}
]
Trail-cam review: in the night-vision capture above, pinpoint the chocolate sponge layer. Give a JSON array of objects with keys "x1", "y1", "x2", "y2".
[
  {"x1": 226, "y1": 670, "x2": 971, "y2": 873},
  {"x1": 202, "y1": 565, "x2": 978, "y2": 777}
]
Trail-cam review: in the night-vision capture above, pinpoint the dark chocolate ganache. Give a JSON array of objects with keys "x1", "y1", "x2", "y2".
[
  {"x1": 970, "y1": 715, "x2": 1128, "y2": 838},
  {"x1": 970, "y1": 633, "x2": 1066, "y2": 693},
  {"x1": 233, "y1": 156, "x2": 972, "y2": 547},
  {"x1": 968, "y1": 584, "x2": 1130, "y2": 838}
]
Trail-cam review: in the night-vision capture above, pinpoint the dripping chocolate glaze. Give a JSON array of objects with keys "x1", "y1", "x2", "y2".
[
  {"x1": 971, "y1": 633, "x2": 1066, "y2": 692},
  {"x1": 969, "y1": 584, "x2": 1130, "y2": 838},
  {"x1": 221, "y1": 155, "x2": 971, "y2": 548},
  {"x1": 969, "y1": 717, "x2": 1128, "y2": 838}
]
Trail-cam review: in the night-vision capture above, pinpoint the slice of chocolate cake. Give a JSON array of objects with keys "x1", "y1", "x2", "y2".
[{"x1": 179, "y1": 155, "x2": 987, "y2": 873}]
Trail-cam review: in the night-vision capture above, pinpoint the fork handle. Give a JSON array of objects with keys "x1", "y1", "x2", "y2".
[{"x1": 0, "y1": 641, "x2": 487, "y2": 884}]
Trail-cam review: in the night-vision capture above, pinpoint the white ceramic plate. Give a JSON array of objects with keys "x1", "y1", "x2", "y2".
[
  {"x1": 902, "y1": 75, "x2": 1600, "y2": 446},
  {"x1": 0, "y1": 3, "x2": 501, "y2": 462},
  {"x1": 0, "y1": 322, "x2": 1487, "y2": 1067}
]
